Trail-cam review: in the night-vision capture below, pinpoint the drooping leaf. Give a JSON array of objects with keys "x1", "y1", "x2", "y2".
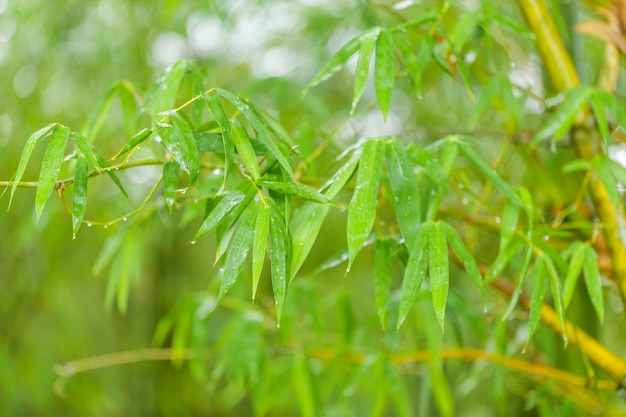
[
  {"x1": 113, "y1": 128, "x2": 153, "y2": 159},
  {"x1": 441, "y1": 221, "x2": 484, "y2": 292},
  {"x1": 500, "y1": 198, "x2": 520, "y2": 251},
  {"x1": 193, "y1": 182, "x2": 254, "y2": 241},
  {"x1": 485, "y1": 236, "x2": 525, "y2": 284},
  {"x1": 469, "y1": 79, "x2": 497, "y2": 128},
  {"x1": 397, "y1": 223, "x2": 430, "y2": 330},
  {"x1": 543, "y1": 254, "x2": 567, "y2": 344},
  {"x1": 406, "y1": 143, "x2": 447, "y2": 186},
  {"x1": 304, "y1": 33, "x2": 363, "y2": 94},
  {"x1": 590, "y1": 91, "x2": 610, "y2": 149},
  {"x1": 83, "y1": 82, "x2": 120, "y2": 141},
  {"x1": 594, "y1": 156, "x2": 623, "y2": 214},
  {"x1": 70, "y1": 132, "x2": 100, "y2": 168},
  {"x1": 162, "y1": 161, "x2": 179, "y2": 213},
  {"x1": 95, "y1": 154, "x2": 128, "y2": 198},
  {"x1": 35, "y1": 124, "x2": 71, "y2": 220},
  {"x1": 71, "y1": 156, "x2": 89, "y2": 238},
  {"x1": 527, "y1": 256, "x2": 547, "y2": 346},
  {"x1": 256, "y1": 179, "x2": 331, "y2": 205},
  {"x1": 204, "y1": 92, "x2": 235, "y2": 183},
  {"x1": 352, "y1": 28, "x2": 381, "y2": 114},
  {"x1": 347, "y1": 139, "x2": 384, "y2": 271},
  {"x1": 118, "y1": 80, "x2": 139, "y2": 140},
  {"x1": 9, "y1": 123, "x2": 56, "y2": 209},
  {"x1": 394, "y1": 36, "x2": 425, "y2": 98},
  {"x1": 146, "y1": 60, "x2": 187, "y2": 118},
  {"x1": 502, "y1": 244, "x2": 535, "y2": 320},
  {"x1": 497, "y1": 77, "x2": 521, "y2": 126},
  {"x1": 583, "y1": 245, "x2": 604, "y2": 324},
  {"x1": 156, "y1": 114, "x2": 200, "y2": 183},
  {"x1": 269, "y1": 207, "x2": 290, "y2": 325},
  {"x1": 385, "y1": 138, "x2": 421, "y2": 246},
  {"x1": 230, "y1": 120, "x2": 261, "y2": 180},
  {"x1": 429, "y1": 222, "x2": 450, "y2": 332},
  {"x1": 252, "y1": 201, "x2": 270, "y2": 301},
  {"x1": 374, "y1": 237, "x2": 393, "y2": 329},
  {"x1": 374, "y1": 29, "x2": 396, "y2": 120},
  {"x1": 218, "y1": 203, "x2": 259, "y2": 302},
  {"x1": 563, "y1": 241, "x2": 585, "y2": 311}
]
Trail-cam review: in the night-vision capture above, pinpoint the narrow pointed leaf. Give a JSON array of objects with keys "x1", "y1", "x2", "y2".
[
  {"x1": 113, "y1": 128, "x2": 153, "y2": 159},
  {"x1": 394, "y1": 36, "x2": 429, "y2": 98},
  {"x1": 231, "y1": 120, "x2": 260, "y2": 180},
  {"x1": 193, "y1": 182, "x2": 254, "y2": 241},
  {"x1": 441, "y1": 222, "x2": 483, "y2": 291},
  {"x1": 469, "y1": 79, "x2": 497, "y2": 128},
  {"x1": 533, "y1": 86, "x2": 594, "y2": 145},
  {"x1": 374, "y1": 29, "x2": 396, "y2": 120},
  {"x1": 146, "y1": 60, "x2": 187, "y2": 117},
  {"x1": 595, "y1": 156, "x2": 623, "y2": 213},
  {"x1": 563, "y1": 241, "x2": 585, "y2": 311},
  {"x1": 269, "y1": 208, "x2": 289, "y2": 325},
  {"x1": 71, "y1": 156, "x2": 89, "y2": 238},
  {"x1": 305, "y1": 33, "x2": 363, "y2": 93},
  {"x1": 216, "y1": 88, "x2": 293, "y2": 177},
  {"x1": 500, "y1": 198, "x2": 520, "y2": 251},
  {"x1": 215, "y1": 223, "x2": 236, "y2": 265},
  {"x1": 95, "y1": 154, "x2": 128, "y2": 198},
  {"x1": 398, "y1": 224, "x2": 430, "y2": 330},
  {"x1": 35, "y1": 125, "x2": 71, "y2": 220},
  {"x1": 256, "y1": 179, "x2": 331, "y2": 205},
  {"x1": 583, "y1": 245, "x2": 604, "y2": 324},
  {"x1": 485, "y1": 237, "x2": 525, "y2": 284},
  {"x1": 429, "y1": 222, "x2": 449, "y2": 331},
  {"x1": 543, "y1": 254, "x2": 567, "y2": 344},
  {"x1": 219, "y1": 203, "x2": 259, "y2": 302},
  {"x1": 502, "y1": 244, "x2": 534, "y2": 320},
  {"x1": 70, "y1": 132, "x2": 100, "y2": 168},
  {"x1": 162, "y1": 161, "x2": 179, "y2": 213},
  {"x1": 352, "y1": 28, "x2": 380, "y2": 114},
  {"x1": 590, "y1": 93, "x2": 610, "y2": 148},
  {"x1": 252, "y1": 202, "x2": 270, "y2": 301},
  {"x1": 527, "y1": 257, "x2": 546, "y2": 346},
  {"x1": 385, "y1": 138, "x2": 421, "y2": 246},
  {"x1": 205, "y1": 92, "x2": 234, "y2": 183},
  {"x1": 497, "y1": 77, "x2": 521, "y2": 125},
  {"x1": 156, "y1": 114, "x2": 200, "y2": 183},
  {"x1": 374, "y1": 237, "x2": 393, "y2": 329},
  {"x1": 9, "y1": 123, "x2": 56, "y2": 209},
  {"x1": 406, "y1": 143, "x2": 446, "y2": 186},
  {"x1": 84, "y1": 82, "x2": 120, "y2": 141},
  {"x1": 347, "y1": 139, "x2": 384, "y2": 270},
  {"x1": 118, "y1": 80, "x2": 138, "y2": 139}
]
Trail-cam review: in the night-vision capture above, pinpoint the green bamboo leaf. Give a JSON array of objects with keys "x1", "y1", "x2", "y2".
[
  {"x1": 256, "y1": 179, "x2": 331, "y2": 205},
  {"x1": 563, "y1": 241, "x2": 585, "y2": 311},
  {"x1": 394, "y1": 36, "x2": 426, "y2": 98},
  {"x1": 430, "y1": 222, "x2": 449, "y2": 331},
  {"x1": 9, "y1": 123, "x2": 56, "y2": 209},
  {"x1": 193, "y1": 182, "x2": 254, "y2": 241},
  {"x1": 70, "y1": 132, "x2": 100, "y2": 168},
  {"x1": 347, "y1": 139, "x2": 384, "y2": 271},
  {"x1": 118, "y1": 80, "x2": 138, "y2": 139},
  {"x1": 502, "y1": 244, "x2": 534, "y2": 320},
  {"x1": 583, "y1": 245, "x2": 604, "y2": 324},
  {"x1": 484, "y1": 236, "x2": 525, "y2": 284},
  {"x1": 527, "y1": 256, "x2": 546, "y2": 346},
  {"x1": 156, "y1": 114, "x2": 200, "y2": 183},
  {"x1": 590, "y1": 91, "x2": 610, "y2": 149},
  {"x1": 374, "y1": 237, "x2": 393, "y2": 329},
  {"x1": 216, "y1": 88, "x2": 293, "y2": 177},
  {"x1": 441, "y1": 222, "x2": 483, "y2": 292},
  {"x1": 252, "y1": 202, "x2": 270, "y2": 301},
  {"x1": 469, "y1": 79, "x2": 497, "y2": 128},
  {"x1": 397, "y1": 224, "x2": 431, "y2": 331},
  {"x1": 215, "y1": 223, "x2": 236, "y2": 265},
  {"x1": 385, "y1": 138, "x2": 421, "y2": 246},
  {"x1": 374, "y1": 29, "x2": 396, "y2": 120},
  {"x1": 269, "y1": 207, "x2": 289, "y2": 325},
  {"x1": 205, "y1": 92, "x2": 235, "y2": 183},
  {"x1": 533, "y1": 86, "x2": 594, "y2": 145},
  {"x1": 71, "y1": 156, "x2": 89, "y2": 238},
  {"x1": 595, "y1": 156, "x2": 623, "y2": 213},
  {"x1": 497, "y1": 77, "x2": 521, "y2": 125},
  {"x1": 84, "y1": 82, "x2": 120, "y2": 141},
  {"x1": 218, "y1": 203, "x2": 259, "y2": 302},
  {"x1": 35, "y1": 125, "x2": 71, "y2": 220},
  {"x1": 500, "y1": 198, "x2": 520, "y2": 251},
  {"x1": 113, "y1": 128, "x2": 153, "y2": 159},
  {"x1": 406, "y1": 143, "x2": 446, "y2": 186},
  {"x1": 146, "y1": 60, "x2": 187, "y2": 117},
  {"x1": 231, "y1": 120, "x2": 261, "y2": 180},
  {"x1": 162, "y1": 161, "x2": 179, "y2": 213},
  {"x1": 543, "y1": 254, "x2": 567, "y2": 344},
  {"x1": 95, "y1": 154, "x2": 128, "y2": 198},
  {"x1": 352, "y1": 28, "x2": 381, "y2": 114},
  {"x1": 319, "y1": 145, "x2": 362, "y2": 198},
  {"x1": 458, "y1": 141, "x2": 521, "y2": 205},
  {"x1": 395, "y1": 10, "x2": 440, "y2": 29},
  {"x1": 304, "y1": 33, "x2": 363, "y2": 94}
]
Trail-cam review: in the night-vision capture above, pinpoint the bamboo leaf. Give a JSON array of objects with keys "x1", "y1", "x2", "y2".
[
  {"x1": 385, "y1": 138, "x2": 421, "y2": 246},
  {"x1": 397, "y1": 223, "x2": 430, "y2": 331},
  {"x1": 395, "y1": 36, "x2": 426, "y2": 98},
  {"x1": 533, "y1": 87, "x2": 594, "y2": 145},
  {"x1": 563, "y1": 241, "x2": 585, "y2": 311},
  {"x1": 347, "y1": 139, "x2": 384, "y2": 271},
  {"x1": 252, "y1": 202, "x2": 270, "y2": 301},
  {"x1": 156, "y1": 114, "x2": 200, "y2": 183},
  {"x1": 146, "y1": 60, "x2": 187, "y2": 117},
  {"x1": 218, "y1": 203, "x2": 259, "y2": 302},
  {"x1": 256, "y1": 179, "x2": 331, "y2": 205},
  {"x1": 216, "y1": 88, "x2": 293, "y2": 177},
  {"x1": 95, "y1": 154, "x2": 128, "y2": 198},
  {"x1": 9, "y1": 123, "x2": 56, "y2": 209},
  {"x1": 352, "y1": 28, "x2": 381, "y2": 114},
  {"x1": 304, "y1": 33, "x2": 363, "y2": 93},
  {"x1": 502, "y1": 244, "x2": 534, "y2": 320},
  {"x1": 441, "y1": 222, "x2": 484, "y2": 292},
  {"x1": 590, "y1": 91, "x2": 610, "y2": 148},
  {"x1": 543, "y1": 254, "x2": 567, "y2": 344},
  {"x1": 162, "y1": 161, "x2": 179, "y2": 213},
  {"x1": 205, "y1": 92, "x2": 235, "y2": 183},
  {"x1": 231, "y1": 120, "x2": 261, "y2": 180},
  {"x1": 485, "y1": 237, "x2": 525, "y2": 284},
  {"x1": 118, "y1": 80, "x2": 138, "y2": 139},
  {"x1": 527, "y1": 256, "x2": 546, "y2": 346},
  {"x1": 374, "y1": 237, "x2": 393, "y2": 329},
  {"x1": 583, "y1": 245, "x2": 604, "y2": 324},
  {"x1": 113, "y1": 128, "x2": 153, "y2": 159},
  {"x1": 429, "y1": 222, "x2": 449, "y2": 332},
  {"x1": 469, "y1": 79, "x2": 497, "y2": 128},
  {"x1": 70, "y1": 132, "x2": 100, "y2": 168},
  {"x1": 35, "y1": 125, "x2": 71, "y2": 220},
  {"x1": 193, "y1": 182, "x2": 254, "y2": 241},
  {"x1": 500, "y1": 198, "x2": 520, "y2": 251},
  {"x1": 71, "y1": 156, "x2": 89, "y2": 238},
  {"x1": 374, "y1": 29, "x2": 396, "y2": 120},
  {"x1": 406, "y1": 143, "x2": 446, "y2": 186},
  {"x1": 84, "y1": 82, "x2": 119, "y2": 141},
  {"x1": 269, "y1": 207, "x2": 289, "y2": 325},
  {"x1": 595, "y1": 156, "x2": 623, "y2": 213}
]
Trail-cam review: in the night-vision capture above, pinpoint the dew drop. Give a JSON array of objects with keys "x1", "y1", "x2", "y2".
[
  {"x1": 458, "y1": 183, "x2": 464, "y2": 189},
  {"x1": 190, "y1": 241, "x2": 197, "y2": 245},
  {"x1": 114, "y1": 167, "x2": 119, "y2": 171},
  {"x1": 72, "y1": 236, "x2": 76, "y2": 240},
  {"x1": 462, "y1": 198, "x2": 468, "y2": 205},
  {"x1": 276, "y1": 323, "x2": 281, "y2": 329},
  {"x1": 543, "y1": 235, "x2": 549, "y2": 241},
  {"x1": 103, "y1": 225, "x2": 108, "y2": 229},
  {"x1": 123, "y1": 217, "x2": 128, "y2": 222},
  {"x1": 86, "y1": 222, "x2": 92, "y2": 227},
  {"x1": 212, "y1": 169, "x2": 222, "y2": 176},
  {"x1": 193, "y1": 199, "x2": 198, "y2": 204},
  {"x1": 495, "y1": 217, "x2": 502, "y2": 224}
]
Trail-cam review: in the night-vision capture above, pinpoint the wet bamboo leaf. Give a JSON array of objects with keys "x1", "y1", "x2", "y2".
[
  {"x1": 352, "y1": 28, "x2": 380, "y2": 114},
  {"x1": 469, "y1": 79, "x2": 497, "y2": 128},
  {"x1": 374, "y1": 29, "x2": 396, "y2": 120},
  {"x1": 347, "y1": 139, "x2": 384, "y2": 271},
  {"x1": 216, "y1": 88, "x2": 293, "y2": 177},
  {"x1": 458, "y1": 141, "x2": 520, "y2": 205},
  {"x1": 84, "y1": 82, "x2": 120, "y2": 141},
  {"x1": 385, "y1": 138, "x2": 421, "y2": 246},
  {"x1": 583, "y1": 245, "x2": 604, "y2": 324},
  {"x1": 230, "y1": 120, "x2": 260, "y2": 180},
  {"x1": 406, "y1": 143, "x2": 446, "y2": 186},
  {"x1": 215, "y1": 223, "x2": 236, "y2": 265},
  {"x1": 146, "y1": 60, "x2": 187, "y2": 117},
  {"x1": 502, "y1": 244, "x2": 534, "y2": 320},
  {"x1": 543, "y1": 254, "x2": 567, "y2": 344},
  {"x1": 156, "y1": 114, "x2": 200, "y2": 183},
  {"x1": 394, "y1": 36, "x2": 425, "y2": 98},
  {"x1": 374, "y1": 237, "x2": 393, "y2": 329},
  {"x1": 71, "y1": 156, "x2": 89, "y2": 238},
  {"x1": 70, "y1": 132, "x2": 100, "y2": 168},
  {"x1": 497, "y1": 77, "x2": 521, "y2": 125},
  {"x1": 252, "y1": 202, "x2": 270, "y2": 301},
  {"x1": 162, "y1": 161, "x2": 179, "y2": 213},
  {"x1": 590, "y1": 91, "x2": 610, "y2": 148},
  {"x1": 430, "y1": 360, "x2": 454, "y2": 417},
  {"x1": 113, "y1": 128, "x2": 153, "y2": 159},
  {"x1": 118, "y1": 80, "x2": 138, "y2": 139},
  {"x1": 500, "y1": 198, "x2": 520, "y2": 251},
  {"x1": 533, "y1": 86, "x2": 594, "y2": 145},
  {"x1": 441, "y1": 222, "x2": 483, "y2": 292},
  {"x1": 563, "y1": 241, "x2": 585, "y2": 311},
  {"x1": 35, "y1": 124, "x2": 71, "y2": 220},
  {"x1": 527, "y1": 257, "x2": 546, "y2": 346},
  {"x1": 95, "y1": 154, "x2": 128, "y2": 198},
  {"x1": 595, "y1": 156, "x2": 623, "y2": 213},
  {"x1": 485, "y1": 236, "x2": 525, "y2": 284},
  {"x1": 256, "y1": 179, "x2": 331, "y2": 205},
  {"x1": 205, "y1": 92, "x2": 235, "y2": 182},
  {"x1": 304, "y1": 33, "x2": 363, "y2": 93},
  {"x1": 397, "y1": 223, "x2": 430, "y2": 330},
  {"x1": 193, "y1": 182, "x2": 254, "y2": 241},
  {"x1": 269, "y1": 208, "x2": 289, "y2": 325},
  {"x1": 430, "y1": 222, "x2": 449, "y2": 331},
  {"x1": 9, "y1": 123, "x2": 56, "y2": 209},
  {"x1": 218, "y1": 203, "x2": 259, "y2": 302}
]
